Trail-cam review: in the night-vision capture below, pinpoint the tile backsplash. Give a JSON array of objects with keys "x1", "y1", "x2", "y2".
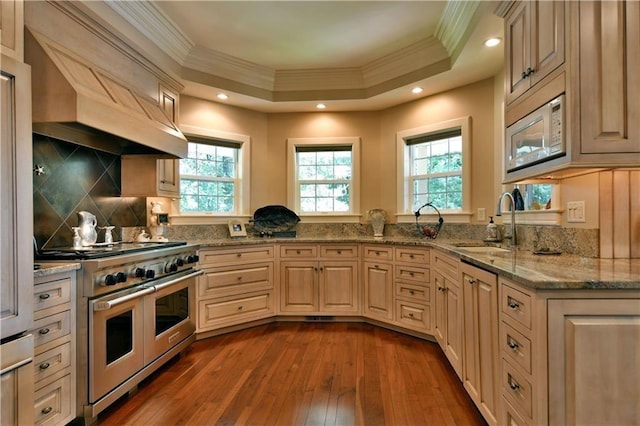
[{"x1": 33, "y1": 134, "x2": 146, "y2": 249}]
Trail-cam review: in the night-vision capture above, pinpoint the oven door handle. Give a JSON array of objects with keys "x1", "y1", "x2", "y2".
[
  {"x1": 153, "y1": 269, "x2": 203, "y2": 292},
  {"x1": 92, "y1": 286, "x2": 155, "y2": 311}
]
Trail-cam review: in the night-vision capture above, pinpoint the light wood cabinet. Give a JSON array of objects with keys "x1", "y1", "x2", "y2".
[
  {"x1": 362, "y1": 246, "x2": 394, "y2": 321},
  {"x1": 504, "y1": 0, "x2": 565, "y2": 105},
  {"x1": 197, "y1": 245, "x2": 275, "y2": 334},
  {"x1": 462, "y1": 262, "x2": 499, "y2": 426},
  {"x1": 547, "y1": 297, "x2": 640, "y2": 426},
  {"x1": 0, "y1": 0, "x2": 24, "y2": 61},
  {"x1": 121, "y1": 155, "x2": 180, "y2": 197},
  {"x1": 432, "y1": 249, "x2": 463, "y2": 379},
  {"x1": 32, "y1": 270, "x2": 76, "y2": 426},
  {"x1": 279, "y1": 244, "x2": 359, "y2": 315},
  {"x1": 393, "y1": 247, "x2": 432, "y2": 333}
]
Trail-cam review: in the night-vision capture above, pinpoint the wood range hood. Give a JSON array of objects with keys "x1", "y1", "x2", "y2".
[{"x1": 25, "y1": 29, "x2": 187, "y2": 158}]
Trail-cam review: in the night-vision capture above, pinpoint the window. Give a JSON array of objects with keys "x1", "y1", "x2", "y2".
[
  {"x1": 176, "y1": 126, "x2": 250, "y2": 219},
  {"x1": 288, "y1": 137, "x2": 360, "y2": 219},
  {"x1": 397, "y1": 117, "x2": 471, "y2": 220}
]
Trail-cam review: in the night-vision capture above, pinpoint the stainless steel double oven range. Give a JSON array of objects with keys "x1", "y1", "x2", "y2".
[{"x1": 36, "y1": 241, "x2": 202, "y2": 423}]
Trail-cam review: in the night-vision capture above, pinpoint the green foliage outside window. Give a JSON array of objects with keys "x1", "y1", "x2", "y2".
[
  {"x1": 180, "y1": 142, "x2": 238, "y2": 213},
  {"x1": 297, "y1": 150, "x2": 351, "y2": 212}
]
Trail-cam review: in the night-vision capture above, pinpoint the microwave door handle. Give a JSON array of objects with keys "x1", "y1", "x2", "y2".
[
  {"x1": 152, "y1": 270, "x2": 203, "y2": 292},
  {"x1": 92, "y1": 286, "x2": 155, "y2": 311}
]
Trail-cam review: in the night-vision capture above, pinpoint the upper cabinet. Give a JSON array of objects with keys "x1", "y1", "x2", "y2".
[
  {"x1": 499, "y1": 0, "x2": 640, "y2": 183},
  {"x1": 504, "y1": 1, "x2": 565, "y2": 106},
  {"x1": 121, "y1": 156, "x2": 180, "y2": 198},
  {"x1": 0, "y1": 0, "x2": 24, "y2": 61}
]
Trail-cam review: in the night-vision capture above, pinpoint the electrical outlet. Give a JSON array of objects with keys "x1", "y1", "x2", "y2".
[
  {"x1": 477, "y1": 208, "x2": 486, "y2": 221},
  {"x1": 567, "y1": 201, "x2": 586, "y2": 223}
]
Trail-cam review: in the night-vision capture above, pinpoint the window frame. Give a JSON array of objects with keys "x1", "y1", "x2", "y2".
[
  {"x1": 287, "y1": 137, "x2": 361, "y2": 222},
  {"x1": 170, "y1": 125, "x2": 251, "y2": 224},
  {"x1": 396, "y1": 117, "x2": 472, "y2": 223}
]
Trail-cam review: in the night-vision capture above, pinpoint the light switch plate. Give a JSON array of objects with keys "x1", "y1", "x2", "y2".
[
  {"x1": 477, "y1": 208, "x2": 486, "y2": 221},
  {"x1": 567, "y1": 201, "x2": 586, "y2": 223}
]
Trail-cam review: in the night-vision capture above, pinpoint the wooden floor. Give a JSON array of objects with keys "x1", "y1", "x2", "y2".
[{"x1": 97, "y1": 322, "x2": 486, "y2": 426}]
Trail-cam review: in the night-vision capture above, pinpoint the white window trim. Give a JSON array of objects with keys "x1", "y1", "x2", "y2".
[
  {"x1": 287, "y1": 137, "x2": 361, "y2": 222},
  {"x1": 503, "y1": 180, "x2": 562, "y2": 226},
  {"x1": 170, "y1": 125, "x2": 251, "y2": 225},
  {"x1": 396, "y1": 117, "x2": 472, "y2": 224}
]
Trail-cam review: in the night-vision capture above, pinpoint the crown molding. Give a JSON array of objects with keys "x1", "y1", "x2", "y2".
[{"x1": 435, "y1": 0, "x2": 481, "y2": 57}]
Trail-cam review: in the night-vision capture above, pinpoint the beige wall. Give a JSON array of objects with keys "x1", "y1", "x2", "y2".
[{"x1": 180, "y1": 77, "x2": 499, "y2": 221}]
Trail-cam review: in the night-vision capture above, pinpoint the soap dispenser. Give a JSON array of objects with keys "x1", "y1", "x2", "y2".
[{"x1": 485, "y1": 216, "x2": 500, "y2": 242}]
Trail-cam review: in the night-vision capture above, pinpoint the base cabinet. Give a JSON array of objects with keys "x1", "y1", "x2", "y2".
[
  {"x1": 462, "y1": 262, "x2": 499, "y2": 426},
  {"x1": 547, "y1": 298, "x2": 640, "y2": 426}
]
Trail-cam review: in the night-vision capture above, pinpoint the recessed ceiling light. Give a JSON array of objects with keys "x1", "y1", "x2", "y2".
[
  {"x1": 484, "y1": 37, "x2": 501, "y2": 47},
  {"x1": 316, "y1": 103, "x2": 326, "y2": 109},
  {"x1": 217, "y1": 93, "x2": 229, "y2": 100},
  {"x1": 412, "y1": 87, "x2": 424, "y2": 94}
]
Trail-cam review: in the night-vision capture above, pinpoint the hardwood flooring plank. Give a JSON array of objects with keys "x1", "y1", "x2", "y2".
[{"x1": 97, "y1": 322, "x2": 486, "y2": 426}]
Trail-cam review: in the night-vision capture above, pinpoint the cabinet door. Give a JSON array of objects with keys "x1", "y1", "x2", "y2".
[
  {"x1": 157, "y1": 159, "x2": 179, "y2": 195},
  {"x1": 319, "y1": 261, "x2": 358, "y2": 313},
  {"x1": 1, "y1": 54, "x2": 32, "y2": 339},
  {"x1": 462, "y1": 263, "x2": 499, "y2": 426},
  {"x1": 279, "y1": 261, "x2": 318, "y2": 313},
  {"x1": 363, "y1": 262, "x2": 393, "y2": 320},
  {"x1": 578, "y1": 0, "x2": 640, "y2": 155},
  {"x1": 505, "y1": 2, "x2": 530, "y2": 104},
  {"x1": 548, "y1": 298, "x2": 640, "y2": 426},
  {"x1": 434, "y1": 270, "x2": 463, "y2": 379},
  {"x1": 529, "y1": 0, "x2": 565, "y2": 88},
  {"x1": 0, "y1": 0, "x2": 24, "y2": 61}
]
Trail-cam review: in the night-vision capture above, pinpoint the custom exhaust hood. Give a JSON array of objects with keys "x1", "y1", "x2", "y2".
[{"x1": 25, "y1": 29, "x2": 187, "y2": 158}]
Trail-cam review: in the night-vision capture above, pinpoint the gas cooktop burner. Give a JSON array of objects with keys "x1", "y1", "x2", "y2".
[{"x1": 35, "y1": 241, "x2": 187, "y2": 260}]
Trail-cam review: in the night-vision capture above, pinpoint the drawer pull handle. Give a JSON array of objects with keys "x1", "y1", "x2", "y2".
[
  {"x1": 39, "y1": 293, "x2": 51, "y2": 300},
  {"x1": 507, "y1": 339, "x2": 519, "y2": 350},
  {"x1": 508, "y1": 300, "x2": 520, "y2": 310},
  {"x1": 466, "y1": 278, "x2": 477, "y2": 285},
  {"x1": 437, "y1": 286, "x2": 446, "y2": 292},
  {"x1": 375, "y1": 251, "x2": 380, "y2": 256},
  {"x1": 409, "y1": 254, "x2": 414, "y2": 259},
  {"x1": 409, "y1": 272, "x2": 414, "y2": 276},
  {"x1": 42, "y1": 407, "x2": 53, "y2": 415},
  {"x1": 296, "y1": 250, "x2": 301, "y2": 254},
  {"x1": 237, "y1": 277, "x2": 242, "y2": 281},
  {"x1": 337, "y1": 250, "x2": 342, "y2": 254},
  {"x1": 508, "y1": 378, "x2": 520, "y2": 391},
  {"x1": 237, "y1": 253, "x2": 242, "y2": 258},
  {"x1": 409, "y1": 290, "x2": 415, "y2": 295},
  {"x1": 39, "y1": 328, "x2": 50, "y2": 335},
  {"x1": 408, "y1": 313, "x2": 414, "y2": 318},
  {"x1": 374, "y1": 264, "x2": 379, "y2": 269},
  {"x1": 39, "y1": 362, "x2": 51, "y2": 370},
  {"x1": 238, "y1": 305, "x2": 243, "y2": 310}
]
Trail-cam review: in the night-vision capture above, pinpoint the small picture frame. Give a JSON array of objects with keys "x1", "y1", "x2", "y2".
[
  {"x1": 228, "y1": 220, "x2": 247, "y2": 237},
  {"x1": 157, "y1": 213, "x2": 170, "y2": 225}
]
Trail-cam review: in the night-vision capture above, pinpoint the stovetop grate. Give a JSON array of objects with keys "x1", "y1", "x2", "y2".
[{"x1": 35, "y1": 241, "x2": 187, "y2": 260}]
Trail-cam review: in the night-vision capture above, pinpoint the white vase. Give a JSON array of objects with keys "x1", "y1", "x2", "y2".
[{"x1": 368, "y1": 209, "x2": 386, "y2": 238}]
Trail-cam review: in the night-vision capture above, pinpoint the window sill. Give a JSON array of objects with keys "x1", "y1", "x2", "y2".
[
  {"x1": 396, "y1": 211, "x2": 473, "y2": 224},
  {"x1": 501, "y1": 209, "x2": 563, "y2": 226},
  {"x1": 169, "y1": 214, "x2": 252, "y2": 226},
  {"x1": 297, "y1": 214, "x2": 362, "y2": 223}
]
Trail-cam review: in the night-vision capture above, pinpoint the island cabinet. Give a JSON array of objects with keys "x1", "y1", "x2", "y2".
[
  {"x1": 461, "y1": 262, "x2": 499, "y2": 426},
  {"x1": 32, "y1": 270, "x2": 76, "y2": 426},
  {"x1": 196, "y1": 245, "x2": 275, "y2": 335},
  {"x1": 504, "y1": 0, "x2": 565, "y2": 107},
  {"x1": 362, "y1": 246, "x2": 394, "y2": 321},
  {"x1": 431, "y1": 249, "x2": 463, "y2": 379},
  {"x1": 393, "y1": 246, "x2": 433, "y2": 334},
  {"x1": 279, "y1": 244, "x2": 359, "y2": 315}
]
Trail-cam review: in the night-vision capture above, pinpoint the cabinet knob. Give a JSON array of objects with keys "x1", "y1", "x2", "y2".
[
  {"x1": 466, "y1": 278, "x2": 477, "y2": 285},
  {"x1": 337, "y1": 250, "x2": 342, "y2": 254},
  {"x1": 409, "y1": 254, "x2": 414, "y2": 259},
  {"x1": 437, "y1": 286, "x2": 446, "y2": 292},
  {"x1": 39, "y1": 293, "x2": 51, "y2": 300},
  {"x1": 508, "y1": 377, "x2": 520, "y2": 391},
  {"x1": 39, "y1": 328, "x2": 50, "y2": 335},
  {"x1": 409, "y1": 290, "x2": 415, "y2": 295},
  {"x1": 237, "y1": 253, "x2": 242, "y2": 258},
  {"x1": 508, "y1": 300, "x2": 520, "y2": 310},
  {"x1": 507, "y1": 339, "x2": 519, "y2": 350},
  {"x1": 408, "y1": 313, "x2": 414, "y2": 318},
  {"x1": 238, "y1": 305, "x2": 243, "y2": 310},
  {"x1": 237, "y1": 276, "x2": 242, "y2": 281},
  {"x1": 39, "y1": 362, "x2": 50, "y2": 370},
  {"x1": 296, "y1": 250, "x2": 301, "y2": 254},
  {"x1": 42, "y1": 407, "x2": 53, "y2": 415}
]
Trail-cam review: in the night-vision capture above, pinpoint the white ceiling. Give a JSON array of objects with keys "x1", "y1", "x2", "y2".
[{"x1": 105, "y1": 1, "x2": 504, "y2": 113}]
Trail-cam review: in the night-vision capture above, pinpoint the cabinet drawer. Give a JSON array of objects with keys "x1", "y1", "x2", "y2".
[
  {"x1": 32, "y1": 311, "x2": 71, "y2": 349},
  {"x1": 33, "y1": 342, "x2": 71, "y2": 384},
  {"x1": 394, "y1": 247, "x2": 430, "y2": 265},
  {"x1": 501, "y1": 359, "x2": 533, "y2": 420},
  {"x1": 279, "y1": 245, "x2": 317, "y2": 258},
  {"x1": 199, "y1": 263, "x2": 273, "y2": 297},
  {"x1": 34, "y1": 373, "x2": 72, "y2": 426},
  {"x1": 198, "y1": 291, "x2": 274, "y2": 330},
  {"x1": 395, "y1": 282, "x2": 429, "y2": 303},
  {"x1": 362, "y1": 245, "x2": 393, "y2": 261},
  {"x1": 431, "y1": 250, "x2": 459, "y2": 282},
  {"x1": 395, "y1": 300, "x2": 431, "y2": 331},
  {"x1": 319, "y1": 244, "x2": 358, "y2": 259},
  {"x1": 501, "y1": 396, "x2": 530, "y2": 426},
  {"x1": 198, "y1": 245, "x2": 274, "y2": 266},
  {"x1": 500, "y1": 321, "x2": 532, "y2": 374},
  {"x1": 33, "y1": 278, "x2": 72, "y2": 315},
  {"x1": 501, "y1": 284, "x2": 532, "y2": 330},
  {"x1": 394, "y1": 264, "x2": 429, "y2": 285}
]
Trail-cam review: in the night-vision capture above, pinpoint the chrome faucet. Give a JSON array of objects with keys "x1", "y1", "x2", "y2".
[{"x1": 496, "y1": 191, "x2": 517, "y2": 247}]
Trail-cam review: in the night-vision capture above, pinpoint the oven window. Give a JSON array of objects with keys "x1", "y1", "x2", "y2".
[
  {"x1": 155, "y1": 287, "x2": 189, "y2": 336},
  {"x1": 106, "y1": 311, "x2": 133, "y2": 364}
]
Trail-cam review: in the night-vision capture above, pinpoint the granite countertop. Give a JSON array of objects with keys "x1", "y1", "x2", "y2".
[
  {"x1": 191, "y1": 236, "x2": 640, "y2": 291},
  {"x1": 33, "y1": 262, "x2": 81, "y2": 279}
]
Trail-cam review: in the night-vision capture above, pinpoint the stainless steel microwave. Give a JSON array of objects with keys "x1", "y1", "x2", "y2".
[{"x1": 506, "y1": 95, "x2": 565, "y2": 172}]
